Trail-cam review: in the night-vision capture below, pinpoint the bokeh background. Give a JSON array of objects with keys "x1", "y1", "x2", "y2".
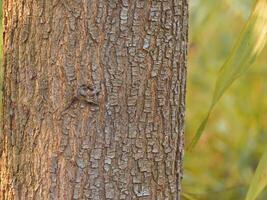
[
  {"x1": 0, "y1": 0, "x2": 266, "y2": 199},
  {"x1": 184, "y1": 0, "x2": 267, "y2": 199}
]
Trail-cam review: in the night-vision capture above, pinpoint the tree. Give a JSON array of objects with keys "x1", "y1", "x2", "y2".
[{"x1": 0, "y1": 1, "x2": 188, "y2": 199}]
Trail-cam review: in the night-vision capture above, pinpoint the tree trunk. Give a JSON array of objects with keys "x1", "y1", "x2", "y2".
[{"x1": 0, "y1": 0, "x2": 188, "y2": 199}]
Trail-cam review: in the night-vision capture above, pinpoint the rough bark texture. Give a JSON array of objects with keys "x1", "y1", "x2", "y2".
[{"x1": 0, "y1": 0, "x2": 188, "y2": 199}]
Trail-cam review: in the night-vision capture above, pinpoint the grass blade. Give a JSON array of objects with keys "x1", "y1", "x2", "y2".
[
  {"x1": 182, "y1": 192, "x2": 200, "y2": 200},
  {"x1": 245, "y1": 147, "x2": 267, "y2": 200},
  {"x1": 189, "y1": 0, "x2": 267, "y2": 149}
]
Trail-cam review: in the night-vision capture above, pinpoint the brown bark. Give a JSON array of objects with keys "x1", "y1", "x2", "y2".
[{"x1": 0, "y1": 0, "x2": 188, "y2": 199}]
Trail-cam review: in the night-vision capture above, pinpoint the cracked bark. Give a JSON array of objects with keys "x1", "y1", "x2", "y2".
[{"x1": 0, "y1": 0, "x2": 188, "y2": 199}]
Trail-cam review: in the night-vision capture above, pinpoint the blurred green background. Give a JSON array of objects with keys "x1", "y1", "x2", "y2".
[
  {"x1": 184, "y1": 0, "x2": 267, "y2": 199},
  {"x1": 0, "y1": 0, "x2": 267, "y2": 199}
]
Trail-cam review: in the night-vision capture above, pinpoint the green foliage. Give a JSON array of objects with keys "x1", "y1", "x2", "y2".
[
  {"x1": 185, "y1": 0, "x2": 267, "y2": 199},
  {"x1": 188, "y1": 1, "x2": 267, "y2": 198},
  {"x1": 189, "y1": 0, "x2": 267, "y2": 149}
]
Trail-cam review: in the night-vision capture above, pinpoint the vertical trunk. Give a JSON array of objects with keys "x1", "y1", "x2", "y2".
[{"x1": 0, "y1": 0, "x2": 188, "y2": 199}]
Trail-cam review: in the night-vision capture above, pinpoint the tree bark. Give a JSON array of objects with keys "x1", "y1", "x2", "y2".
[{"x1": 0, "y1": 0, "x2": 188, "y2": 199}]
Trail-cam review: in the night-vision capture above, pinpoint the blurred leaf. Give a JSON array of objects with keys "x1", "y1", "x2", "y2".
[
  {"x1": 189, "y1": 0, "x2": 267, "y2": 149},
  {"x1": 245, "y1": 147, "x2": 267, "y2": 200},
  {"x1": 182, "y1": 192, "x2": 200, "y2": 200}
]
